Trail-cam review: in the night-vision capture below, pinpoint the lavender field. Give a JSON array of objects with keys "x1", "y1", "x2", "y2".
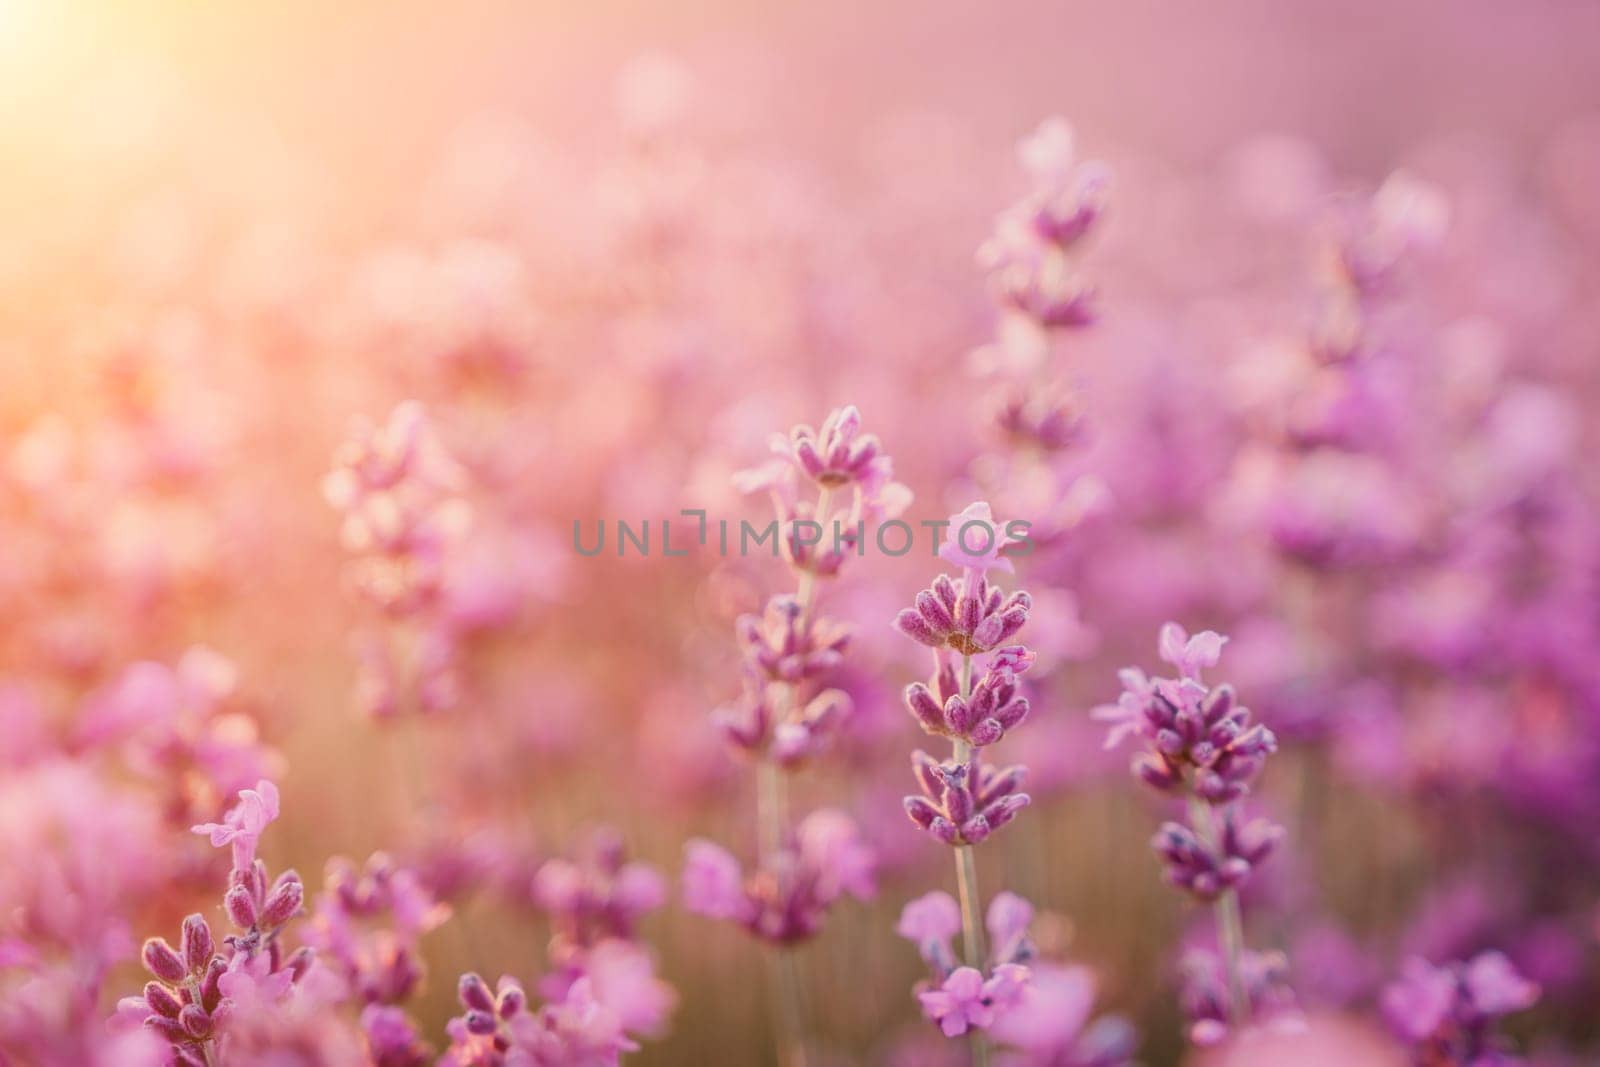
[{"x1": 2, "y1": 2, "x2": 1600, "y2": 1064}]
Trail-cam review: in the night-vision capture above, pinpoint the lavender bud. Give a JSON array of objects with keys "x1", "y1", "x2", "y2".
[
  {"x1": 285, "y1": 946, "x2": 315, "y2": 981},
  {"x1": 143, "y1": 982, "x2": 182, "y2": 1019},
  {"x1": 978, "y1": 765, "x2": 1026, "y2": 806},
  {"x1": 915, "y1": 590, "x2": 954, "y2": 633},
  {"x1": 144, "y1": 1016, "x2": 187, "y2": 1043},
  {"x1": 200, "y1": 958, "x2": 226, "y2": 1012},
  {"x1": 180, "y1": 915, "x2": 213, "y2": 973},
  {"x1": 261, "y1": 877, "x2": 305, "y2": 927},
  {"x1": 911, "y1": 751, "x2": 944, "y2": 796},
  {"x1": 970, "y1": 718, "x2": 1004, "y2": 746},
  {"x1": 904, "y1": 684, "x2": 946, "y2": 733},
  {"x1": 904, "y1": 796, "x2": 939, "y2": 829},
  {"x1": 943, "y1": 695, "x2": 975, "y2": 735},
  {"x1": 983, "y1": 793, "x2": 1031, "y2": 829},
  {"x1": 142, "y1": 938, "x2": 187, "y2": 984},
  {"x1": 961, "y1": 815, "x2": 993, "y2": 844},
  {"x1": 894, "y1": 609, "x2": 943, "y2": 647},
  {"x1": 459, "y1": 973, "x2": 495, "y2": 1014},
  {"x1": 498, "y1": 984, "x2": 527, "y2": 1018},
  {"x1": 178, "y1": 1004, "x2": 211, "y2": 1039},
  {"x1": 225, "y1": 884, "x2": 258, "y2": 929},
  {"x1": 941, "y1": 774, "x2": 975, "y2": 824}
]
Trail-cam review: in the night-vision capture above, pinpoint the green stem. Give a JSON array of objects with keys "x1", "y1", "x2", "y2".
[
  {"x1": 952, "y1": 656, "x2": 989, "y2": 1067},
  {"x1": 767, "y1": 948, "x2": 809, "y2": 1067},
  {"x1": 757, "y1": 751, "x2": 805, "y2": 1065},
  {"x1": 1189, "y1": 796, "x2": 1250, "y2": 1025}
]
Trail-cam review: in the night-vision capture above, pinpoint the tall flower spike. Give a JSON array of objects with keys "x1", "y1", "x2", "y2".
[
  {"x1": 892, "y1": 498, "x2": 1044, "y2": 1066},
  {"x1": 1098, "y1": 623, "x2": 1293, "y2": 1045},
  {"x1": 690, "y1": 405, "x2": 903, "y2": 1066}
]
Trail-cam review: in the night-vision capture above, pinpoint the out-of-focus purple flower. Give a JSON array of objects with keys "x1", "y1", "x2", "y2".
[
  {"x1": 305, "y1": 852, "x2": 449, "y2": 1005},
  {"x1": 897, "y1": 892, "x2": 963, "y2": 969},
  {"x1": 1382, "y1": 952, "x2": 1539, "y2": 1064},
  {"x1": 714, "y1": 679, "x2": 851, "y2": 767},
  {"x1": 1152, "y1": 809, "x2": 1284, "y2": 901},
  {"x1": 682, "y1": 809, "x2": 875, "y2": 944},
  {"x1": 735, "y1": 594, "x2": 852, "y2": 683},
  {"x1": 443, "y1": 971, "x2": 638, "y2": 1067},
  {"x1": 540, "y1": 938, "x2": 677, "y2": 1040},
  {"x1": 361, "y1": 1003, "x2": 433, "y2": 1067},
  {"x1": 532, "y1": 830, "x2": 667, "y2": 950},
  {"x1": 918, "y1": 964, "x2": 1030, "y2": 1038},
  {"x1": 1181, "y1": 948, "x2": 1300, "y2": 1047},
  {"x1": 989, "y1": 962, "x2": 1136, "y2": 1067}
]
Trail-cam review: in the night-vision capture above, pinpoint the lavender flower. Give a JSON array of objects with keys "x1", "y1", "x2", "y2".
[
  {"x1": 1099, "y1": 624, "x2": 1291, "y2": 1044},
  {"x1": 1180, "y1": 948, "x2": 1298, "y2": 1047},
  {"x1": 689, "y1": 405, "x2": 904, "y2": 1063},
  {"x1": 683, "y1": 809, "x2": 876, "y2": 944},
  {"x1": 304, "y1": 852, "x2": 450, "y2": 1005},
  {"x1": 190, "y1": 778, "x2": 281, "y2": 874},
  {"x1": 441, "y1": 972, "x2": 637, "y2": 1067},
  {"x1": 1094, "y1": 624, "x2": 1278, "y2": 803},
  {"x1": 1382, "y1": 952, "x2": 1539, "y2": 1065},
  {"x1": 903, "y1": 751, "x2": 1030, "y2": 847},
  {"x1": 894, "y1": 572, "x2": 1032, "y2": 657},
  {"x1": 892, "y1": 499, "x2": 1048, "y2": 1066},
  {"x1": 899, "y1": 892, "x2": 1033, "y2": 1038}
]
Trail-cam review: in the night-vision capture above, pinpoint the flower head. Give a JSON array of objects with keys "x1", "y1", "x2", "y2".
[{"x1": 191, "y1": 779, "x2": 281, "y2": 873}]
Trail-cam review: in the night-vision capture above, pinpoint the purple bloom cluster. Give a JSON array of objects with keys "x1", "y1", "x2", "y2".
[
  {"x1": 903, "y1": 752, "x2": 1030, "y2": 847},
  {"x1": 115, "y1": 780, "x2": 326, "y2": 1066},
  {"x1": 304, "y1": 852, "x2": 451, "y2": 1005},
  {"x1": 1178, "y1": 948, "x2": 1298, "y2": 1048},
  {"x1": 684, "y1": 809, "x2": 874, "y2": 944},
  {"x1": 1382, "y1": 952, "x2": 1540, "y2": 1066},
  {"x1": 685, "y1": 404, "x2": 901, "y2": 1058},
  {"x1": 440, "y1": 973, "x2": 635, "y2": 1067},
  {"x1": 1095, "y1": 625, "x2": 1279, "y2": 804},
  {"x1": 1098, "y1": 625, "x2": 1293, "y2": 1044},
  {"x1": 898, "y1": 891, "x2": 1032, "y2": 1038}
]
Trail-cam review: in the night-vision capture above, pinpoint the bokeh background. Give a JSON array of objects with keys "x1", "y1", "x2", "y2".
[{"x1": 3, "y1": 1, "x2": 1600, "y2": 1064}]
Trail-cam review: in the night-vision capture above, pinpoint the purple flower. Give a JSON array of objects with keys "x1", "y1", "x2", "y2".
[
  {"x1": 1382, "y1": 951, "x2": 1539, "y2": 1064},
  {"x1": 1093, "y1": 626, "x2": 1277, "y2": 803},
  {"x1": 680, "y1": 840, "x2": 755, "y2": 926},
  {"x1": 1179, "y1": 948, "x2": 1298, "y2": 1046},
  {"x1": 985, "y1": 891, "x2": 1035, "y2": 964},
  {"x1": 681, "y1": 811, "x2": 875, "y2": 944},
  {"x1": 937, "y1": 502, "x2": 1026, "y2": 577},
  {"x1": 532, "y1": 831, "x2": 667, "y2": 950},
  {"x1": 916, "y1": 963, "x2": 1030, "y2": 1037},
  {"x1": 897, "y1": 892, "x2": 963, "y2": 955},
  {"x1": 903, "y1": 752, "x2": 1030, "y2": 847},
  {"x1": 735, "y1": 595, "x2": 852, "y2": 682},
  {"x1": 1151, "y1": 809, "x2": 1283, "y2": 901},
  {"x1": 1381, "y1": 957, "x2": 1457, "y2": 1042},
  {"x1": 191, "y1": 779, "x2": 280, "y2": 874},
  {"x1": 1157, "y1": 623, "x2": 1228, "y2": 681},
  {"x1": 894, "y1": 572, "x2": 1031, "y2": 657},
  {"x1": 360, "y1": 1004, "x2": 432, "y2": 1067}
]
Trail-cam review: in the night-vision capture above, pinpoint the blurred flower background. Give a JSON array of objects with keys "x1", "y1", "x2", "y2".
[{"x1": 2, "y1": 1, "x2": 1600, "y2": 1064}]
